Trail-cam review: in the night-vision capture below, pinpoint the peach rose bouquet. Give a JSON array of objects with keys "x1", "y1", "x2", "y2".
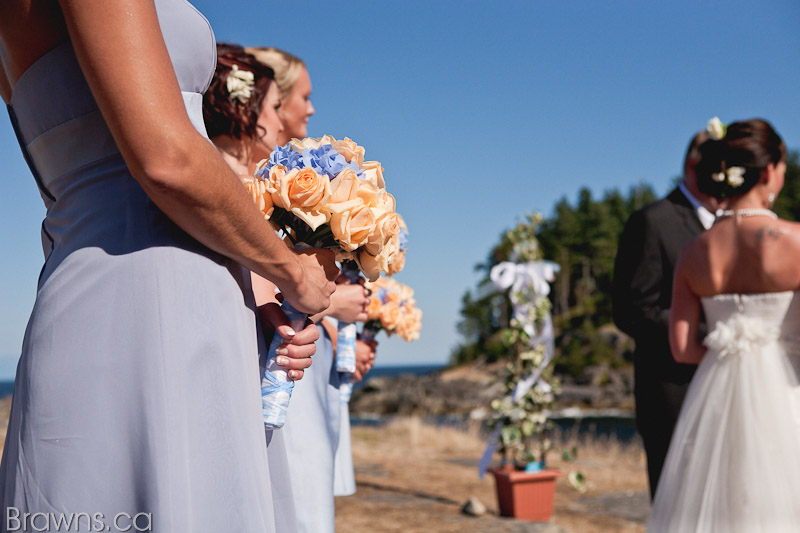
[
  {"x1": 338, "y1": 275, "x2": 421, "y2": 404},
  {"x1": 363, "y1": 277, "x2": 423, "y2": 343},
  {"x1": 336, "y1": 214, "x2": 407, "y2": 381},
  {"x1": 245, "y1": 136, "x2": 403, "y2": 428},
  {"x1": 246, "y1": 135, "x2": 403, "y2": 279}
]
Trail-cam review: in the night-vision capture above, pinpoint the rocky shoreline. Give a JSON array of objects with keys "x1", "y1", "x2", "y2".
[{"x1": 350, "y1": 361, "x2": 635, "y2": 417}]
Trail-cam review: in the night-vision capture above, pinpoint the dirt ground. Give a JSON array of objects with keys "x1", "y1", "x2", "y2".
[
  {"x1": 0, "y1": 398, "x2": 650, "y2": 532},
  {"x1": 335, "y1": 417, "x2": 650, "y2": 533}
]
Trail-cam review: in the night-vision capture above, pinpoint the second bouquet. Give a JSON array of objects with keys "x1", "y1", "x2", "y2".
[{"x1": 245, "y1": 135, "x2": 404, "y2": 428}]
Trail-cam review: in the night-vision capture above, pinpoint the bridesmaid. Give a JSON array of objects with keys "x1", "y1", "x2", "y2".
[
  {"x1": 0, "y1": 1, "x2": 336, "y2": 531},
  {"x1": 246, "y1": 47, "x2": 315, "y2": 144},
  {"x1": 334, "y1": 339, "x2": 377, "y2": 497},
  {"x1": 203, "y1": 43, "x2": 336, "y2": 532},
  {"x1": 203, "y1": 43, "x2": 322, "y2": 379},
  {"x1": 248, "y1": 46, "x2": 373, "y2": 530}
]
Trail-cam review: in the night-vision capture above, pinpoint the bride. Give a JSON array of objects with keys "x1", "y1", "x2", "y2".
[{"x1": 648, "y1": 118, "x2": 800, "y2": 531}]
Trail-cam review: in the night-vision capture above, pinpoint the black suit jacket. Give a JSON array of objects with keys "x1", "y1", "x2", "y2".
[
  {"x1": 613, "y1": 187, "x2": 703, "y2": 385},
  {"x1": 612, "y1": 186, "x2": 707, "y2": 496}
]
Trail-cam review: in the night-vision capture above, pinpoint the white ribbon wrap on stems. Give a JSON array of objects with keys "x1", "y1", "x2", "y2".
[
  {"x1": 262, "y1": 242, "x2": 315, "y2": 429},
  {"x1": 262, "y1": 300, "x2": 305, "y2": 429},
  {"x1": 337, "y1": 261, "x2": 361, "y2": 404},
  {"x1": 478, "y1": 260, "x2": 560, "y2": 478}
]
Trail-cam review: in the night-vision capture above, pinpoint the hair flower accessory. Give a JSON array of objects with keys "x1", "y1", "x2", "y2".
[
  {"x1": 706, "y1": 116, "x2": 727, "y2": 141},
  {"x1": 726, "y1": 167, "x2": 746, "y2": 187},
  {"x1": 226, "y1": 65, "x2": 255, "y2": 103},
  {"x1": 712, "y1": 166, "x2": 746, "y2": 188}
]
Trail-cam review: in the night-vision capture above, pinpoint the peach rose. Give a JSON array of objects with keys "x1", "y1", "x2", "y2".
[
  {"x1": 383, "y1": 289, "x2": 400, "y2": 304},
  {"x1": 266, "y1": 166, "x2": 331, "y2": 231},
  {"x1": 394, "y1": 278, "x2": 415, "y2": 306},
  {"x1": 289, "y1": 135, "x2": 337, "y2": 152},
  {"x1": 381, "y1": 234, "x2": 400, "y2": 268},
  {"x1": 366, "y1": 210, "x2": 402, "y2": 256},
  {"x1": 330, "y1": 203, "x2": 375, "y2": 251},
  {"x1": 366, "y1": 296, "x2": 383, "y2": 320},
  {"x1": 265, "y1": 165, "x2": 287, "y2": 207},
  {"x1": 352, "y1": 179, "x2": 381, "y2": 209},
  {"x1": 387, "y1": 250, "x2": 406, "y2": 276},
  {"x1": 361, "y1": 161, "x2": 385, "y2": 189},
  {"x1": 333, "y1": 138, "x2": 366, "y2": 167},
  {"x1": 243, "y1": 178, "x2": 274, "y2": 218},
  {"x1": 356, "y1": 249, "x2": 383, "y2": 282},
  {"x1": 358, "y1": 236, "x2": 398, "y2": 281},
  {"x1": 380, "y1": 302, "x2": 403, "y2": 331},
  {"x1": 325, "y1": 169, "x2": 364, "y2": 214},
  {"x1": 372, "y1": 190, "x2": 396, "y2": 214},
  {"x1": 396, "y1": 307, "x2": 422, "y2": 341}
]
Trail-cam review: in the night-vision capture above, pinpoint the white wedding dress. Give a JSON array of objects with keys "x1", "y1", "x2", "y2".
[{"x1": 648, "y1": 291, "x2": 800, "y2": 532}]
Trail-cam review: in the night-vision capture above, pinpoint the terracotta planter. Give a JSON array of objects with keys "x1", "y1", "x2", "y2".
[{"x1": 489, "y1": 467, "x2": 562, "y2": 522}]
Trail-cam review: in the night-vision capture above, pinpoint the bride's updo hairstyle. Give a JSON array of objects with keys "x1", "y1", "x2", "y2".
[
  {"x1": 696, "y1": 118, "x2": 786, "y2": 199},
  {"x1": 203, "y1": 43, "x2": 275, "y2": 140}
]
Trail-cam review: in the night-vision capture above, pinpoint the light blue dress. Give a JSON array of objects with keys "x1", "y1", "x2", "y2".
[
  {"x1": 0, "y1": 1, "x2": 295, "y2": 531},
  {"x1": 283, "y1": 326, "x2": 341, "y2": 532},
  {"x1": 333, "y1": 399, "x2": 357, "y2": 497}
]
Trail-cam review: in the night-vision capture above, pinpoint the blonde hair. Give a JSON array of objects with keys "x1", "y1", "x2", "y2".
[{"x1": 245, "y1": 47, "x2": 306, "y2": 100}]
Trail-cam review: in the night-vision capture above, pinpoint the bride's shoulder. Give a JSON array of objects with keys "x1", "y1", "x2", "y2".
[
  {"x1": 777, "y1": 218, "x2": 800, "y2": 231},
  {"x1": 763, "y1": 218, "x2": 800, "y2": 246},
  {"x1": 681, "y1": 227, "x2": 715, "y2": 257}
]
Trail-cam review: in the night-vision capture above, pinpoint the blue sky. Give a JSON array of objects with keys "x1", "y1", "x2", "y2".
[{"x1": 1, "y1": 0, "x2": 799, "y2": 378}]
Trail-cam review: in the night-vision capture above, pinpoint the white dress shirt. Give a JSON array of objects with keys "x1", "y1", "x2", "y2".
[{"x1": 679, "y1": 181, "x2": 716, "y2": 230}]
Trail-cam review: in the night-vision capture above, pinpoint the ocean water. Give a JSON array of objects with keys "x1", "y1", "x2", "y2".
[
  {"x1": 0, "y1": 365, "x2": 446, "y2": 399},
  {"x1": 351, "y1": 365, "x2": 640, "y2": 444},
  {"x1": 358, "y1": 363, "x2": 444, "y2": 383}
]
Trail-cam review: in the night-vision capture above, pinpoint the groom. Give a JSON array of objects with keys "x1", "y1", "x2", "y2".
[{"x1": 613, "y1": 130, "x2": 721, "y2": 499}]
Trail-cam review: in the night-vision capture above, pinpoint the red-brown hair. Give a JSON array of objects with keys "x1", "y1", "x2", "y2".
[{"x1": 203, "y1": 43, "x2": 275, "y2": 141}]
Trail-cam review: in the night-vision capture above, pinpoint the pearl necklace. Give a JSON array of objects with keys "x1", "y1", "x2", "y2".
[{"x1": 719, "y1": 208, "x2": 778, "y2": 220}]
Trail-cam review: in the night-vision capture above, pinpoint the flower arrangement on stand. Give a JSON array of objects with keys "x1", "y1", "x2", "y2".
[
  {"x1": 475, "y1": 213, "x2": 572, "y2": 522},
  {"x1": 244, "y1": 135, "x2": 403, "y2": 428},
  {"x1": 484, "y1": 215, "x2": 560, "y2": 471}
]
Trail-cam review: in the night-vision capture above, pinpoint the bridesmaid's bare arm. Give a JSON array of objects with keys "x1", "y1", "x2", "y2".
[{"x1": 55, "y1": 0, "x2": 335, "y2": 313}]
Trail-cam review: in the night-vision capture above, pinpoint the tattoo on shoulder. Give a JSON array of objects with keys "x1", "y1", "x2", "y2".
[{"x1": 756, "y1": 226, "x2": 783, "y2": 243}]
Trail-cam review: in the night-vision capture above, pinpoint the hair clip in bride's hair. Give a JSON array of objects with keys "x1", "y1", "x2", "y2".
[
  {"x1": 226, "y1": 65, "x2": 255, "y2": 103},
  {"x1": 706, "y1": 117, "x2": 727, "y2": 141}
]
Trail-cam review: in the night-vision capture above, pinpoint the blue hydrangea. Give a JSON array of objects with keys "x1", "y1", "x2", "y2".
[
  {"x1": 260, "y1": 141, "x2": 362, "y2": 182},
  {"x1": 397, "y1": 227, "x2": 409, "y2": 252},
  {"x1": 301, "y1": 145, "x2": 361, "y2": 179},
  {"x1": 377, "y1": 288, "x2": 389, "y2": 305},
  {"x1": 265, "y1": 142, "x2": 302, "y2": 175}
]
